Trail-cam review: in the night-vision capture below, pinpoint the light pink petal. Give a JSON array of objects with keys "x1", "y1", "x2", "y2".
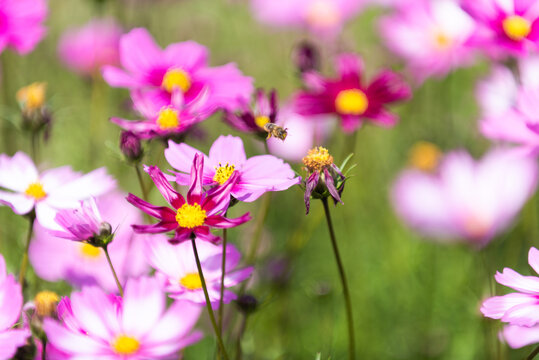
[
  {"x1": 530, "y1": 247, "x2": 539, "y2": 275},
  {"x1": 69, "y1": 287, "x2": 119, "y2": 339},
  {"x1": 121, "y1": 277, "x2": 165, "y2": 336},
  {"x1": 163, "y1": 41, "x2": 208, "y2": 70},
  {"x1": 0, "y1": 274, "x2": 23, "y2": 330},
  {"x1": 0, "y1": 151, "x2": 37, "y2": 191},
  {"x1": 503, "y1": 301, "x2": 539, "y2": 327},
  {"x1": 165, "y1": 140, "x2": 212, "y2": 184},
  {"x1": 481, "y1": 293, "x2": 538, "y2": 319},
  {"x1": 0, "y1": 190, "x2": 34, "y2": 215},
  {"x1": 43, "y1": 319, "x2": 108, "y2": 355},
  {"x1": 208, "y1": 135, "x2": 247, "y2": 167},
  {"x1": 102, "y1": 66, "x2": 143, "y2": 87},
  {"x1": 495, "y1": 268, "x2": 539, "y2": 293},
  {"x1": 0, "y1": 329, "x2": 31, "y2": 359},
  {"x1": 119, "y1": 28, "x2": 163, "y2": 75},
  {"x1": 503, "y1": 324, "x2": 539, "y2": 348}
]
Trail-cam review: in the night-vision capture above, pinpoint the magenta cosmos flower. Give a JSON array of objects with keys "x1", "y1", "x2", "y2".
[
  {"x1": 462, "y1": 0, "x2": 539, "y2": 57},
  {"x1": 293, "y1": 53, "x2": 411, "y2": 133},
  {"x1": 0, "y1": 0, "x2": 47, "y2": 55},
  {"x1": 147, "y1": 239, "x2": 253, "y2": 307},
  {"x1": 43, "y1": 276, "x2": 202, "y2": 359},
  {"x1": 29, "y1": 192, "x2": 150, "y2": 293},
  {"x1": 379, "y1": 0, "x2": 476, "y2": 83},
  {"x1": 58, "y1": 18, "x2": 122, "y2": 76},
  {"x1": 165, "y1": 135, "x2": 300, "y2": 202},
  {"x1": 102, "y1": 28, "x2": 253, "y2": 112},
  {"x1": 0, "y1": 254, "x2": 30, "y2": 359},
  {"x1": 128, "y1": 154, "x2": 251, "y2": 243},
  {"x1": 391, "y1": 148, "x2": 537, "y2": 247},
  {"x1": 0, "y1": 151, "x2": 115, "y2": 228}
]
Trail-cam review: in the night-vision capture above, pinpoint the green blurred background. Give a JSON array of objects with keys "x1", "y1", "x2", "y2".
[{"x1": 0, "y1": 0, "x2": 536, "y2": 359}]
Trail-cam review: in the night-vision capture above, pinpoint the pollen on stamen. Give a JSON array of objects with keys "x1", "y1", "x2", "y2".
[
  {"x1": 156, "y1": 108, "x2": 180, "y2": 130},
  {"x1": 255, "y1": 115, "x2": 270, "y2": 129},
  {"x1": 176, "y1": 203, "x2": 207, "y2": 229},
  {"x1": 213, "y1": 163, "x2": 235, "y2": 185},
  {"x1": 25, "y1": 182, "x2": 47, "y2": 200},
  {"x1": 112, "y1": 335, "x2": 140, "y2": 355},
  {"x1": 408, "y1": 141, "x2": 442, "y2": 172},
  {"x1": 503, "y1": 15, "x2": 531, "y2": 41},
  {"x1": 303, "y1": 146, "x2": 334, "y2": 172},
  {"x1": 162, "y1": 68, "x2": 191, "y2": 93},
  {"x1": 180, "y1": 273, "x2": 203, "y2": 290},
  {"x1": 80, "y1": 243, "x2": 102, "y2": 259},
  {"x1": 335, "y1": 89, "x2": 369, "y2": 116}
]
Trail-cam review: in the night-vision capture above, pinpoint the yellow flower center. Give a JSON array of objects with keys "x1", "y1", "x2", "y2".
[
  {"x1": 156, "y1": 108, "x2": 180, "y2": 130},
  {"x1": 25, "y1": 182, "x2": 46, "y2": 200},
  {"x1": 162, "y1": 68, "x2": 191, "y2": 93},
  {"x1": 433, "y1": 31, "x2": 452, "y2": 49},
  {"x1": 213, "y1": 163, "x2": 235, "y2": 185},
  {"x1": 34, "y1": 291, "x2": 60, "y2": 317},
  {"x1": 305, "y1": 0, "x2": 340, "y2": 28},
  {"x1": 408, "y1": 141, "x2": 442, "y2": 172},
  {"x1": 80, "y1": 243, "x2": 101, "y2": 259},
  {"x1": 176, "y1": 203, "x2": 207, "y2": 229},
  {"x1": 16, "y1": 82, "x2": 46, "y2": 110},
  {"x1": 180, "y1": 273, "x2": 203, "y2": 290},
  {"x1": 503, "y1": 15, "x2": 531, "y2": 41},
  {"x1": 335, "y1": 89, "x2": 369, "y2": 116},
  {"x1": 302, "y1": 146, "x2": 334, "y2": 172},
  {"x1": 112, "y1": 335, "x2": 140, "y2": 355},
  {"x1": 255, "y1": 115, "x2": 270, "y2": 129}
]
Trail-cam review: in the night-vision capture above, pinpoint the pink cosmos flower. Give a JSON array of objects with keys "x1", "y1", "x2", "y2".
[
  {"x1": 165, "y1": 135, "x2": 300, "y2": 202},
  {"x1": 29, "y1": 192, "x2": 149, "y2": 293},
  {"x1": 0, "y1": 254, "x2": 30, "y2": 359},
  {"x1": 379, "y1": 0, "x2": 476, "y2": 83},
  {"x1": 58, "y1": 18, "x2": 122, "y2": 76},
  {"x1": 102, "y1": 28, "x2": 253, "y2": 112},
  {"x1": 391, "y1": 149, "x2": 537, "y2": 247},
  {"x1": 0, "y1": 0, "x2": 47, "y2": 55},
  {"x1": 147, "y1": 239, "x2": 253, "y2": 307},
  {"x1": 481, "y1": 247, "x2": 539, "y2": 327},
  {"x1": 43, "y1": 276, "x2": 202, "y2": 359},
  {"x1": 128, "y1": 154, "x2": 251, "y2": 243},
  {"x1": 0, "y1": 151, "x2": 115, "y2": 228},
  {"x1": 461, "y1": 0, "x2": 539, "y2": 57},
  {"x1": 49, "y1": 197, "x2": 105, "y2": 241},
  {"x1": 293, "y1": 53, "x2": 411, "y2": 133}
]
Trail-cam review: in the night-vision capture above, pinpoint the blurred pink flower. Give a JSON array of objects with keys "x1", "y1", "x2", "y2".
[
  {"x1": 0, "y1": 151, "x2": 115, "y2": 228},
  {"x1": 49, "y1": 198, "x2": 104, "y2": 241},
  {"x1": 58, "y1": 18, "x2": 122, "y2": 76},
  {"x1": 379, "y1": 0, "x2": 476, "y2": 83},
  {"x1": 29, "y1": 192, "x2": 150, "y2": 293},
  {"x1": 391, "y1": 149, "x2": 538, "y2": 247},
  {"x1": 165, "y1": 135, "x2": 300, "y2": 202},
  {"x1": 0, "y1": 0, "x2": 47, "y2": 55},
  {"x1": 147, "y1": 239, "x2": 253, "y2": 307},
  {"x1": 293, "y1": 53, "x2": 411, "y2": 132},
  {"x1": 43, "y1": 277, "x2": 202, "y2": 359},
  {"x1": 0, "y1": 254, "x2": 30, "y2": 359}
]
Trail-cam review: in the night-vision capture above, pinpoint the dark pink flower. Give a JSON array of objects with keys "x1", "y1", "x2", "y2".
[{"x1": 0, "y1": 0, "x2": 47, "y2": 55}]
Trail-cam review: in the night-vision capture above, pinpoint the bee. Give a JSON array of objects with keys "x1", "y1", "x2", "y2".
[{"x1": 263, "y1": 123, "x2": 288, "y2": 141}]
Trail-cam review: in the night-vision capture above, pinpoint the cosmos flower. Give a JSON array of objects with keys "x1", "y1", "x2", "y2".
[
  {"x1": 391, "y1": 149, "x2": 537, "y2": 247},
  {"x1": 0, "y1": 0, "x2": 47, "y2": 55},
  {"x1": 165, "y1": 135, "x2": 300, "y2": 202},
  {"x1": 48, "y1": 198, "x2": 108, "y2": 242},
  {"x1": 58, "y1": 18, "x2": 122, "y2": 76},
  {"x1": 293, "y1": 53, "x2": 411, "y2": 132},
  {"x1": 379, "y1": 0, "x2": 476, "y2": 83},
  {"x1": 43, "y1": 277, "x2": 202, "y2": 359},
  {"x1": 29, "y1": 192, "x2": 150, "y2": 293},
  {"x1": 128, "y1": 154, "x2": 251, "y2": 243},
  {"x1": 102, "y1": 28, "x2": 253, "y2": 112},
  {"x1": 0, "y1": 151, "x2": 115, "y2": 228},
  {"x1": 146, "y1": 239, "x2": 253, "y2": 307}
]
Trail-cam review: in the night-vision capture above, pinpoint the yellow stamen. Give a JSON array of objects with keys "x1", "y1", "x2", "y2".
[
  {"x1": 180, "y1": 273, "x2": 203, "y2": 290},
  {"x1": 156, "y1": 108, "x2": 180, "y2": 130},
  {"x1": 162, "y1": 68, "x2": 191, "y2": 93},
  {"x1": 335, "y1": 89, "x2": 369, "y2": 116},
  {"x1": 25, "y1": 182, "x2": 46, "y2": 200},
  {"x1": 305, "y1": 0, "x2": 340, "y2": 28},
  {"x1": 255, "y1": 115, "x2": 270, "y2": 129},
  {"x1": 213, "y1": 163, "x2": 235, "y2": 185},
  {"x1": 302, "y1": 146, "x2": 334, "y2": 172},
  {"x1": 434, "y1": 31, "x2": 452, "y2": 49},
  {"x1": 16, "y1": 82, "x2": 46, "y2": 110},
  {"x1": 34, "y1": 291, "x2": 59, "y2": 317},
  {"x1": 503, "y1": 15, "x2": 531, "y2": 41},
  {"x1": 112, "y1": 335, "x2": 140, "y2": 355},
  {"x1": 408, "y1": 141, "x2": 442, "y2": 172},
  {"x1": 80, "y1": 243, "x2": 101, "y2": 259},
  {"x1": 176, "y1": 203, "x2": 207, "y2": 229}
]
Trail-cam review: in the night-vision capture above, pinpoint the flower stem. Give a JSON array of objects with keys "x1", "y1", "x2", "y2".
[
  {"x1": 134, "y1": 164, "x2": 149, "y2": 202},
  {"x1": 18, "y1": 213, "x2": 35, "y2": 286},
  {"x1": 235, "y1": 313, "x2": 248, "y2": 360},
  {"x1": 321, "y1": 198, "x2": 356, "y2": 360},
  {"x1": 103, "y1": 245, "x2": 123, "y2": 297},
  {"x1": 218, "y1": 226, "x2": 228, "y2": 333},
  {"x1": 527, "y1": 345, "x2": 539, "y2": 360},
  {"x1": 190, "y1": 235, "x2": 230, "y2": 360}
]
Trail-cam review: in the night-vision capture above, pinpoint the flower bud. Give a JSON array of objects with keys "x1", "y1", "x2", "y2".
[
  {"x1": 120, "y1": 131, "x2": 143, "y2": 162},
  {"x1": 293, "y1": 41, "x2": 320, "y2": 74},
  {"x1": 34, "y1": 291, "x2": 60, "y2": 317},
  {"x1": 236, "y1": 294, "x2": 259, "y2": 315}
]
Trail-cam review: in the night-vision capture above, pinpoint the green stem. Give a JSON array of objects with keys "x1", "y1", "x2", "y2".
[
  {"x1": 190, "y1": 235, "x2": 230, "y2": 360},
  {"x1": 527, "y1": 345, "x2": 539, "y2": 360},
  {"x1": 321, "y1": 198, "x2": 356, "y2": 360},
  {"x1": 218, "y1": 226, "x2": 228, "y2": 333},
  {"x1": 41, "y1": 337, "x2": 47, "y2": 360},
  {"x1": 235, "y1": 314, "x2": 248, "y2": 360},
  {"x1": 134, "y1": 164, "x2": 149, "y2": 202},
  {"x1": 103, "y1": 246, "x2": 123, "y2": 297},
  {"x1": 18, "y1": 214, "x2": 35, "y2": 286}
]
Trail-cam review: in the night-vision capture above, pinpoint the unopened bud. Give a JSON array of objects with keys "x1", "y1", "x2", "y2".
[
  {"x1": 236, "y1": 294, "x2": 258, "y2": 315},
  {"x1": 99, "y1": 222, "x2": 112, "y2": 237},
  {"x1": 34, "y1": 291, "x2": 59, "y2": 317},
  {"x1": 120, "y1": 131, "x2": 143, "y2": 162},
  {"x1": 293, "y1": 41, "x2": 320, "y2": 74}
]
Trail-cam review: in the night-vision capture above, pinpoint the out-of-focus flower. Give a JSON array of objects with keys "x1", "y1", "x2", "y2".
[
  {"x1": 503, "y1": 324, "x2": 539, "y2": 348},
  {"x1": 391, "y1": 149, "x2": 537, "y2": 247},
  {"x1": 250, "y1": 0, "x2": 364, "y2": 37},
  {"x1": 165, "y1": 135, "x2": 300, "y2": 202},
  {"x1": 379, "y1": 0, "x2": 476, "y2": 83},
  {"x1": 0, "y1": 254, "x2": 30, "y2": 358},
  {"x1": 43, "y1": 277, "x2": 202, "y2": 359},
  {"x1": 34, "y1": 291, "x2": 60, "y2": 318},
  {"x1": 462, "y1": 0, "x2": 539, "y2": 58},
  {"x1": 293, "y1": 53, "x2": 411, "y2": 133},
  {"x1": 58, "y1": 18, "x2": 122, "y2": 76},
  {"x1": 147, "y1": 239, "x2": 253, "y2": 307},
  {"x1": 102, "y1": 28, "x2": 253, "y2": 112},
  {"x1": 0, "y1": 151, "x2": 115, "y2": 228},
  {"x1": 120, "y1": 131, "x2": 143, "y2": 162},
  {"x1": 293, "y1": 41, "x2": 320, "y2": 74},
  {"x1": 0, "y1": 0, "x2": 47, "y2": 55},
  {"x1": 29, "y1": 192, "x2": 150, "y2": 293},
  {"x1": 128, "y1": 154, "x2": 251, "y2": 243},
  {"x1": 17, "y1": 82, "x2": 46, "y2": 112},
  {"x1": 408, "y1": 141, "x2": 442, "y2": 172},
  {"x1": 481, "y1": 247, "x2": 539, "y2": 327}
]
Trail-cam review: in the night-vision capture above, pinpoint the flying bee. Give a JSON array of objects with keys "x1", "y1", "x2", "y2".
[{"x1": 263, "y1": 123, "x2": 288, "y2": 141}]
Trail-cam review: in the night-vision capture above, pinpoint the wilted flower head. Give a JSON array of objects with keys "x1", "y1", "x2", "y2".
[{"x1": 0, "y1": 0, "x2": 47, "y2": 55}]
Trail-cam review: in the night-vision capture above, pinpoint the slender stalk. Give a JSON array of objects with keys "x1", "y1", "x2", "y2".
[
  {"x1": 134, "y1": 164, "x2": 149, "y2": 202},
  {"x1": 321, "y1": 198, "x2": 356, "y2": 360},
  {"x1": 41, "y1": 337, "x2": 47, "y2": 360},
  {"x1": 19, "y1": 214, "x2": 35, "y2": 286},
  {"x1": 190, "y1": 235, "x2": 230, "y2": 360},
  {"x1": 103, "y1": 246, "x2": 123, "y2": 297},
  {"x1": 235, "y1": 314, "x2": 248, "y2": 360},
  {"x1": 218, "y1": 225, "x2": 228, "y2": 333},
  {"x1": 527, "y1": 345, "x2": 539, "y2": 360}
]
